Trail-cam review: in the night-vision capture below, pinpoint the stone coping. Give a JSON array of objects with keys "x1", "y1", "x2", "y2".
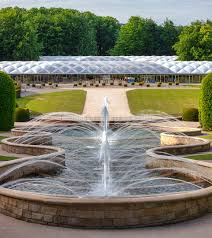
[
  {"x1": 0, "y1": 136, "x2": 65, "y2": 182},
  {"x1": 148, "y1": 133, "x2": 211, "y2": 158},
  {"x1": 149, "y1": 125, "x2": 202, "y2": 136}
]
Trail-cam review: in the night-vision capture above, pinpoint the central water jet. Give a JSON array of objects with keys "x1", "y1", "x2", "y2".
[{"x1": 100, "y1": 97, "x2": 111, "y2": 196}]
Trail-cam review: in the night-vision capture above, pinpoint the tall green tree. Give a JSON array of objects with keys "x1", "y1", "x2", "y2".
[
  {"x1": 29, "y1": 8, "x2": 97, "y2": 56},
  {"x1": 157, "y1": 19, "x2": 182, "y2": 55},
  {"x1": 174, "y1": 20, "x2": 212, "y2": 61},
  {"x1": 96, "y1": 16, "x2": 120, "y2": 55},
  {"x1": 110, "y1": 17, "x2": 160, "y2": 55},
  {"x1": 0, "y1": 7, "x2": 42, "y2": 60}
]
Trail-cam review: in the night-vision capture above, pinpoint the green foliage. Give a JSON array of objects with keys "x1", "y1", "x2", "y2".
[
  {"x1": 15, "y1": 108, "x2": 30, "y2": 122},
  {"x1": 157, "y1": 19, "x2": 182, "y2": 55},
  {"x1": 0, "y1": 7, "x2": 42, "y2": 60},
  {"x1": 182, "y1": 108, "x2": 199, "y2": 121},
  {"x1": 199, "y1": 73, "x2": 212, "y2": 130},
  {"x1": 96, "y1": 16, "x2": 120, "y2": 55},
  {"x1": 0, "y1": 71, "x2": 16, "y2": 131},
  {"x1": 0, "y1": 7, "x2": 209, "y2": 58},
  {"x1": 174, "y1": 20, "x2": 212, "y2": 61},
  {"x1": 111, "y1": 17, "x2": 180, "y2": 56}
]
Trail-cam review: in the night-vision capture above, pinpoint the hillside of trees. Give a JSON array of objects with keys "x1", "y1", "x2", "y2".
[{"x1": 0, "y1": 7, "x2": 211, "y2": 61}]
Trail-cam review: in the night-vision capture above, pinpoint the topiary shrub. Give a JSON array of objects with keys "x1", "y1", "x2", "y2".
[
  {"x1": 110, "y1": 82, "x2": 114, "y2": 86},
  {"x1": 124, "y1": 84, "x2": 128, "y2": 87},
  {"x1": 48, "y1": 82, "x2": 52, "y2": 86},
  {"x1": 15, "y1": 108, "x2": 30, "y2": 122},
  {"x1": 168, "y1": 82, "x2": 173, "y2": 86},
  {"x1": 102, "y1": 83, "x2": 106, "y2": 86},
  {"x1": 199, "y1": 73, "x2": 212, "y2": 130},
  {"x1": 0, "y1": 71, "x2": 16, "y2": 131},
  {"x1": 182, "y1": 108, "x2": 199, "y2": 122},
  {"x1": 139, "y1": 82, "x2": 144, "y2": 86},
  {"x1": 118, "y1": 82, "x2": 122, "y2": 86},
  {"x1": 146, "y1": 84, "x2": 150, "y2": 87},
  {"x1": 90, "y1": 83, "x2": 94, "y2": 86},
  {"x1": 157, "y1": 82, "x2": 161, "y2": 87}
]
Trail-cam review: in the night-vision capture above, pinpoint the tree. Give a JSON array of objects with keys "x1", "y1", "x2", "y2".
[
  {"x1": 29, "y1": 8, "x2": 97, "y2": 56},
  {"x1": 174, "y1": 20, "x2": 212, "y2": 61},
  {"x1": 199, "y1": 73, "x2": 212, "y2": 130},
  {"x1": 0, "y1": 72, "x2": 16, "y2": 131},
  {"x1": 96, "y1": 16, "x2": 120, "y2": 55},
  {"x1": 111, "y1": 17, "x2": 161, "y2": 55},
  {"x1": 0, "y1": 7, "x2": 42, "y2": 60},
  {"x1": 157, "y1": 19, "x2": 182, "y2": 55}
]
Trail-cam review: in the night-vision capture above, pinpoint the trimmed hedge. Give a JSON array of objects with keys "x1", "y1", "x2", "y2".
[
  {"x1": 15, "y1": 108, "x2": 30, "y2": 122},
  {"x1": 199, "y1": 73, "x2": 212, "y2": 130},
  {"x1": 182, "y1": 108, "x2": 199, "y2": 122},
  {"x1": 0, "y1": 71, "x2": 16, "y2": 131}
]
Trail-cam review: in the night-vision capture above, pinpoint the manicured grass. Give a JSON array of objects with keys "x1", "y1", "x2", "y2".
[
  {"x1": 17, "y1": 90, "x2": 87, "y2": 115},
  {"x1": 127, "y1": 89, "x2": 200, "y2": 115},
  {"x1": 0, "y1": 155, "x2": 17, "y2": 161},
  {"x1": 186, "y1": 154, "x2": 212, "y2": 160}
]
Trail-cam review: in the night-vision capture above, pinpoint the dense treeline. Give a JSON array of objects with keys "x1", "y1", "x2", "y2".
[{"x1": 0, "y1": 7, "x2": 211, "y2": 60}]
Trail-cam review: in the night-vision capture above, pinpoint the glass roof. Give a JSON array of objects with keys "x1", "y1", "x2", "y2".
[{"x1": 0, "y1": 57, "x2": 211, "y2": 75}]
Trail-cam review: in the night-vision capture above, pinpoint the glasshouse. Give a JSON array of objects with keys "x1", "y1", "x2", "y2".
[{"x1": 0, "y1": 56, "x2": 211, "y2": 83}]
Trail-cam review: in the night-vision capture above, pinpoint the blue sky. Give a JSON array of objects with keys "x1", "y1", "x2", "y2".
[{"x1": 0, "y1": 0, "x2": 211, "y2": 24}]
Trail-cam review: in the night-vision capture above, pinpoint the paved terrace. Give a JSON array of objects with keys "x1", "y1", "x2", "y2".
[{"x1": 0, "y1": 213, "x2": 212, "y2": 238}]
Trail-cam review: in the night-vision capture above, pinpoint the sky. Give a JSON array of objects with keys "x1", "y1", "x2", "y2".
[{"x1": 0, "y1": 0, "x2": 211, "y2": 25}]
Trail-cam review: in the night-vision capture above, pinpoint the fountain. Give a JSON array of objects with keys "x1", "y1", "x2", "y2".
[{"x1": 0, "y1": 97, "x2": 212, "y2": 228}]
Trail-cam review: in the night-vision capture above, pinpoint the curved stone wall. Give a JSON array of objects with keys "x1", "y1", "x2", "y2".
[
  {"x1": 0, "y1": 136, "x2": 65, "y2": 183},
  {"x1": 0, "y1": 179, "x2": 211, "y2": 228}
]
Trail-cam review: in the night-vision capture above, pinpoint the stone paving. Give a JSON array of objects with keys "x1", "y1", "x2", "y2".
[
  {"x1": 0, "y1": 213, "x2": 212, "y2": 238},
  {"x1": 83, "y1": 88, "x2": 132, "y2": 117}
]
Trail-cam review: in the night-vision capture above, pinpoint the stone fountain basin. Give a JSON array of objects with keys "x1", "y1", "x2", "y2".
[{"x1": 0, "y1": 130, "x2": 212, "y2": 228}]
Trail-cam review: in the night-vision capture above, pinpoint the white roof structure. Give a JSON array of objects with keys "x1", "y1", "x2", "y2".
[
  {"x1": 0, "y1": 56, "x2": 211, "y2": 75},
  {"x1": 0, "y1": 61, "x2": 173, "y2": 75},
  {"x1": 40, "y1": 56, "x2": 178, "y2": 62}
]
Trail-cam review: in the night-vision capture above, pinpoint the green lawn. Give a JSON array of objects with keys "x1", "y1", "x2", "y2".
[
  {"x1": 186, "y1": 154, "x2": 212, "y2": 160},
  {"x1": 127, "y1": 89, "x2": 200, "y2": 115},
  {"x1": 0, "y1": 155, "x2": 17, "y2": 161},
  {"x1": 17, "y1": 90, "x2": 87, "y2": 115}
]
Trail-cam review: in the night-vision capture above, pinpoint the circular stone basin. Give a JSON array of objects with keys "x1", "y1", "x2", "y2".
[{"x1": 0, "y1": 112, "x2": 212, "y2": 228}]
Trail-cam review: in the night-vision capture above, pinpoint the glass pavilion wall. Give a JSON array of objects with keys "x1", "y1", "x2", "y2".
[{"x1": 11, "y1": 74, "x2": 205, "y2": 84}]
